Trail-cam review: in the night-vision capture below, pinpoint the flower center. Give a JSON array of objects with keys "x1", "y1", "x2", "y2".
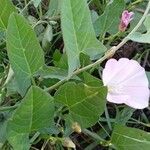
[{"x1": 107, "y1": 85, "x2": 124, "y2": 94}]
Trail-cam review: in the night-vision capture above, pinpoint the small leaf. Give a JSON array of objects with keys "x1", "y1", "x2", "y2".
[
  {"x1": 53, "y1": 50, "x2": 68, "y2": 69},
  {"x1": 128, "y1": 15, "x2": 150, "y2": 43},
  {"x1": 42, "y1": 24, "x2": 53, "y2": 50},
  {"x1": 111, "y1": 124, "x2": 150, "y2": 150},
  {"x1": 79, "y1": 53, "x2": 91, "y2": 67},
  {"x1": 54, "y1": 82, "x2": 107, "y2": 128},
  {"x1": 32, "y1": 0, "x2": 41, "y2": 8},
  {"x1": 7, "y1": 86, "x2": 55, "y2": 150},
  {"x1": 115, "y1": 106, "x2": 135, "y2": 125},
  {"x1": 82, "y1": 72, "x2": 103, "y2": 87},
  {"x1": 43, "y1": 25, "x2": 53, "y2": 43},
  {"x1": 94, "y1": 0, "x2": 125, "y2": 38},
  {"x1": 61, "y1": 0, "x2": 106, "y2": 74},
  {"x1": 6, "y1": 13, "x2": 44, "y2": 96},
  {"x1": 0, "y1": 0, "x2": 17, "y2": 31},
  {"x1": 47, "y1": 0, "x2": 61, "y2": 17}
]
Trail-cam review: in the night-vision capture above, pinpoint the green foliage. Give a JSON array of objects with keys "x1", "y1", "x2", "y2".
[
  {"x1": 82, "y1": 72, "x2": 103, "y2": 87},
  {"x1": 42, "y1": 24, "x2": 53, "y2": 50},
  {"x1": 37, "y1": 66, "x2": 80, "y2": 80},
  {"x1": 0, "y1": 0, "x2": 149, "y2": 149},
  {"x1": 0, "y1": 0, "x2": 17, "y2": 31},
  {"x1": 115, "y1": 107, "x2": 135, "y2": 125},
  {"x1": 7, "y1": 86, "x2": 54, "y2": 150},
  {"x1": 6, "y1": 13, "x2": 44, "y2": 96},
  {"x1": 61, "y1": 0, "x2": 106, "y2": 74},
  {"x1": 111, "y1": 125, "x2": 150, "y2": 150},
  {"x1": 32, "y1": 0, "x2": 42, "y2": 8},
  {"x1": 0, "y1": 113, "x2": 7, "y2": 149},
  {"x1": 54, "y1": 82, "x2": 107, "y2": 128},
  {"x1": 94, "y1": 0, "x2": 125, "y2": 38},
  {"x1": 47, "y1": 0, "x2": 61, "y2": 17},
  {"x1": 129, "y1": 15, "x2": 150, "y2": 43}
]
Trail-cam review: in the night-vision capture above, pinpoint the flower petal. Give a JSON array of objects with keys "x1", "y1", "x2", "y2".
[
  {"x1": 123, "y1": 86, "x2": 149, "y2": 109},
  {"x1": 102, "y1": 58, "x2": 149, "y2": 109},
  {"x1": 107, "y1": 93, "x2": 129, "y2": 104},
  {"x1": 102, "y1": 58, "x2": 130, "y2": 85},
  {"x1": 102, "y1": 58, "x2": 117, "y2": 85}
]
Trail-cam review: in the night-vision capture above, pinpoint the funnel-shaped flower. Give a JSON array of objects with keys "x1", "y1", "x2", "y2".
[
  {"x1": 119, "y1": 10, "x2": 134, "y2": 32},
  {"x1": 102, "y1": 58, "x2": 149, "y2": 109}
]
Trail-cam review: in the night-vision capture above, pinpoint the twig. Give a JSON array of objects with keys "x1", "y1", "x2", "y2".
[
  {"x1": 0, "y1": 104, "x2": 19, "y2": 112},
  {"x1": 45, "y1": 0, "x2": 150, "y2": 92}
]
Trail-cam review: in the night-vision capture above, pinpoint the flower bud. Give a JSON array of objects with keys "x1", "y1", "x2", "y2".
[
  {"x1": 62, "y1": 137, "x2": 76, "y2": 149},
  {"x1": 72, "y1": 122, "x2": 82, "y2": 133},
  {"x1": 119, "y1": 10, "x2": 134, "y2": 32}
]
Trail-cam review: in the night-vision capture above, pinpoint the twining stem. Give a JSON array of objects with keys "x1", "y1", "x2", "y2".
[
  {"x1": 13, "y1": 0, "x2": 150, "y2": 93},
  {"x1": 1, "y1": 0, "x2": 149, "y2": 112},
  {"x1": 45, "y1": 0, "x2": 150, "y2": 92}
]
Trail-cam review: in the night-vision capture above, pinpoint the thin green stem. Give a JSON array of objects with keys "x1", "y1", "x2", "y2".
[
  {"x1": 24, "y1": 0, "x2": 27, "y2": 6},
  {"x1": 83, "y1": 129, "x2": 105, "y2": 142},
  {"x1": 38, "y1": 3, "x2": 43, "y2": 20},
  {"x1": 128, "y1": 0, "x2": 150, "y2": 36},
  {"x1": 45, "y1": 52, "x2": 109, "y2": 91},
  {"x1": 31, "y1": 77, "x2": 36, "y2": 86},
  {"x1": 32, "y1": 20, "x2": 48, "y2": 28},
  {"x1": 0, "y1": 104, "x2": 19, "y2": 112},
  {"x1": 45, "y1": 0, "x2": 150, "y2": 92},
  {"x1": 20, "y1": 1, "x2": 32, "y2": 14},
  {"x1": 128, "y1": 0, "x2": 144, "y2": 10},
  {"x1": 104, "y1": 107, "x2": 112, "y2": 131}
]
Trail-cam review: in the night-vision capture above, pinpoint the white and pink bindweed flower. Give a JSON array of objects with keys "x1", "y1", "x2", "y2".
[
  {"x1": 119, "y1": 10, "x2": 134, "y2": 32},
  {"x1": 102, "y1": 58, "x2": 150, "y2": 109}
]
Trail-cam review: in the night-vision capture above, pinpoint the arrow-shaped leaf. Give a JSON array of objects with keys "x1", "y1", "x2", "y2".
[
  {"x1": 6, "y1": 13, "x2": 44, "y2": 96},
  {"x1": 7, "y1": 86, "x2": 55, "y2": 150},
  {"x1": 54, "y1": 82, "x2": 107, "y2": 128},
  {"x1": 61, "y1": 0, "x2": 106, "y2": 75}
]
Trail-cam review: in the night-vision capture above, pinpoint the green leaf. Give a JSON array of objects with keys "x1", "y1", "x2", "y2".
[
  {"x1": 6, "y1": 13, "x2": 44, "y2": 96},
  {"x1": 37, "y1": 66, "x2": 80, "y2": 81},
  {"x1": 115, "y1": 106, "x2": 135, "y2": 125},
  {"x1": 82, "y1": 72, "x2": 103, "y2": 87},
  {"x1": 32, "y1": 0, "x2": 41, "y2": 8},
  {"x1": 111, "y1": 125, "x2": 150, "y2": 150},
  {"x1": 54, "y1": 82, "x2": 107, "y2": 128},
  {"x1": 0, "y1": 0, "x2": 17, "y2": 31},
  {"x1": 129, "y1": 11, "x2": 145, "y2": 33},
  {"x1": 53, "y1": 50, "x2": 68, "y2": 69},
  {"x1": 128, "y1": 15, "x2": 150, "y2": 43},
  {"x1": 79, "y1": 53, "x2": 91, "y2": 67},
  {"x1": 94, "y1": 0, "x2": 125, "y2": 38},
  {"x1": 42, "y1": 24, "x2": 53, "y2": 50},
  {"x1": 47, "y1": 0, "x2": 61, "y2": 17},
  {"x1": 61, "y1": 0, "x2": 106, "y2": 75},
  {"x1": 7, "y1": 86, "x2": 54, "y2": 150}
]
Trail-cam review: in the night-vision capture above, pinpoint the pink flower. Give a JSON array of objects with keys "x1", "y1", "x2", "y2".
[
  {"x1": 102, "y1": 58, "x2": 149, "y2": 109},
  {"x1": 119, "y1": 10, "x2": 134, "y2": 32}
]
